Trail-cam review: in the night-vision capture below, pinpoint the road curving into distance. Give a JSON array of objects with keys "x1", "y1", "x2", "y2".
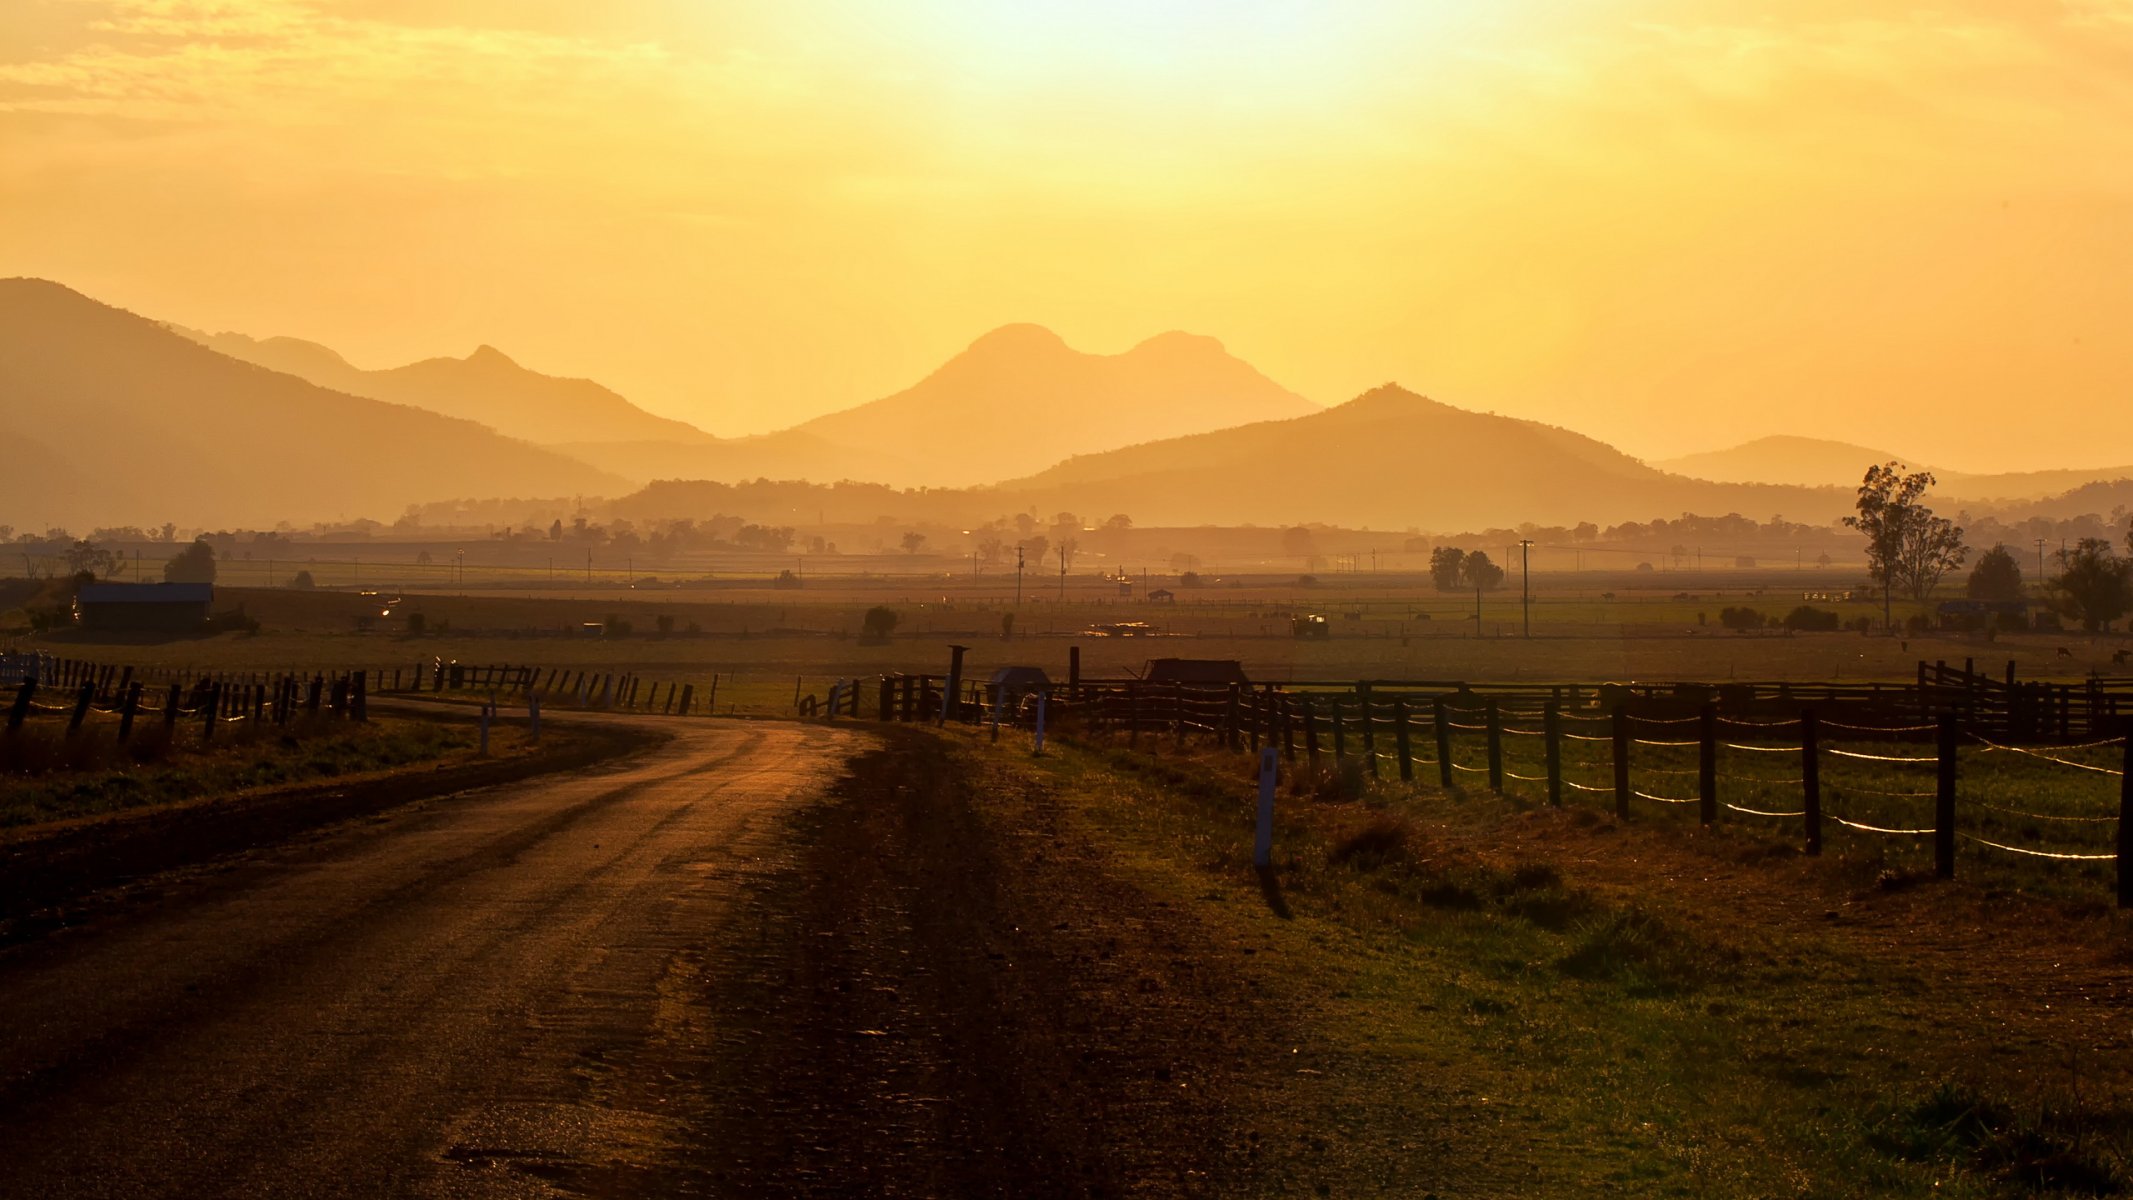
[{"x1": 0, "y1": 716, "x2": 872, "y2": 1198}]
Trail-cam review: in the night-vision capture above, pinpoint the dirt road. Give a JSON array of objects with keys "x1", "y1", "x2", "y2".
[{"x1": 0, "y1": 719, "x2": 1273, "y2": 1198}]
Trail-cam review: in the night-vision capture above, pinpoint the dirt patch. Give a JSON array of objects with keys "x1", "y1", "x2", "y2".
[{"x1": 680, "y1": 727, "x2": 1294, "y2": 1197}]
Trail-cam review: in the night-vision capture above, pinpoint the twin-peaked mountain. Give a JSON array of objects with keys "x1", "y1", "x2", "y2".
[{"x1": 775, "y1": 324, "x2": 1318, "y2": 486}]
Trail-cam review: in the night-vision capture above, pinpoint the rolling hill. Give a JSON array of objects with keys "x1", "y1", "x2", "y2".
[
  {"x1": 994, "y1": 385, "x2": 1846, "y2": 529},
  {"x1": 1656, "y1": 434, "x2": 2133, "y2": 503},
  {"x1": 178, "y1": 328, "x2": 716, "y2": 448},
  {"x1": 1, "y1": 279, "x2": 626, "y2": 529},
  {"x1": 1652, "y1": 436, "x2": 1914, "y2": 488}
]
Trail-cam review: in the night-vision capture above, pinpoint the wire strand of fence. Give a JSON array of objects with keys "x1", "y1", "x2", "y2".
[
  {"x1": 1968, "y1": 735, "x2": 2126, "y2": 777},
  {"x1": 1970, "y1": 800, "x2": 2118, "y2": 824},
  {"x1": 1563, "y1": 732, "x2": 1612, "y2": 743},
  {"x1": 1722, "y1": 742, "x2": 1806, "y2": 754},
  {"x1": 1828, "y1": 784, "x2": 1940, "y2": 798},
  {"x1": 1724, "y1": 802, "x2": 1809, "y2": 818},
  {"x1": 1717, "y1": 716, "x2": 1801, "y2": 729},
  {"x1": 1633, "y1": 738, "x2": 1701, "y2": 748},
  {"x1": 1630, "y1": 714, "x2": 1704, "y2": 726},
  {"x1": 1821, "y1": 719, "x2": 1938, "y2": 734},
  {"x1": 1501, "y1": 726, "x2": 1547, "y2": 738},
  {"x1": 1958, "y1": 834, "x2": 2116, "y2": 861},
  {"x1": 1633, "y1": 789, "x2": 1700, "y2": 805},
  {"x1": 1825, "y1": 748, "x2": 1938, "y2": 764},
  {"x1": 1504, "y1": 770, "x2": 1549, "y2": 783},
  {"x1": 1449, "y1": 762, "x2": 1489, "y2": 774},
  {"x1": 1563, "y1": 779, "x2": 1612, "y2": 793},
  {"x1": 1827, "y1": 813, "x2": 1935, "y2": 836}
]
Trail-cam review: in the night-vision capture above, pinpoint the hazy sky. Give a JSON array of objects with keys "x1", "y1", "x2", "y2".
[{"x1": 3, "y1": 0, "x2": 2129, "y2": 469}]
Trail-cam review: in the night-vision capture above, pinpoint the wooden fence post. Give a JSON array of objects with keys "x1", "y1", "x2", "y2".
[
  {"x1": 1432, "y1": 698, "x2": 1453, "y2": 788},
  {"x1": 1302, "y1": 695, "x2": 1322, "y2": 773},
  {"x1": 679, "y1": 683, "x2": 695, "y2": 716},
  {"x1": 69, "y1": 681, "x2": 94, "y2": 733},
  {"x1": 1330, "y1": 700, "x2": 1347, "y2": 765},
  {"x1": 1394, "y1": 699, "x2": 1414, "y2": 782},
  {"x1": 1935, "y1": 714, "x2": 1958, "y2": 880},
  {"x1": 1360, "y1": 696, "x2": 1379, "y2": 779},
  {"x1": 1698, "y1": 703, "x2": 1717, "y2": 826},
  {"x1": 2118, "y1": 731, "x2": 2132, "y2": 908},
  {"x1": 1226, "y1": 683, "x2": 1242, "y2": 753},
  {"x1": 164, "y1": 683, "x2": 181, "y2": 731},
  {"x1": 118, "y1": 682, "x2": 141, "y2": 743},
  {"x1": 1544, "y1": 701, "x2": 1562, "y2": 806},
  {"x1": 1128, "y1": 685, "x2": 1142, "y2": 749},
  {"x1": 202, "y1": 682, "x2": 220, "y2": 742},
  {"x1": 1612, "y1": 707, "x2": 1631, "y2": 820},
  {"x1": 7, "y1": 680, "x2": 33, "y2": 732},
  {"x1": 1802, "y1": 709, "x2": 1822, "y2": 856},
  {"x1": 1484, "y1": 699, "x2": 1503, "y2": 793}
]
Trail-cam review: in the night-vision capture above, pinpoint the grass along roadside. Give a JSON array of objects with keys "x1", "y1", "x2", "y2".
[
  {"x1": 0, "y1": 714, "x2": 531, "y2": 832},
  {"x1": 958, "y1": 724, "x2": 2133, "y2": 1197}
]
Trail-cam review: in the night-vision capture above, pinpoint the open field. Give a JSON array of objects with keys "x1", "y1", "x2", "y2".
[
  {"x1": 8, "y1": 572, "x2": 2124, "y2": 717},
  {"x1": 965, "y1": 722, "x2": 2133, "y2": 1196}
]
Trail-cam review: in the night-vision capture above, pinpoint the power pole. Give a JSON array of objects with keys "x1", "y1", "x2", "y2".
[
  {"x1": 1015, "y1": 546, "x2": 1024, "y2": 607},
  {"x1": 1518, "y1": 539, "x2": 1534, "y2": 638}
]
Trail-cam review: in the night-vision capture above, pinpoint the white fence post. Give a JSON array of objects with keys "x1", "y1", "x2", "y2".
[{"x1": 1253, "y1": 746, "x2": 1278, "y2": 868}]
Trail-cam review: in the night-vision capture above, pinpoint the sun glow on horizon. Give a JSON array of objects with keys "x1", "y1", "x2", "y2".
[{"x1": 2, "y1": 0, "x2": 2129, "y2": 470}]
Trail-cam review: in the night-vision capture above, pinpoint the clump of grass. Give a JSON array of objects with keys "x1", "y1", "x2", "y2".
[
  {"x1": 1870, "y1": 1082, "x2": 2126, "y2": 1195},
  {"x1": 1556, "y1": 907, "x2": 1719, "y2": 996},
  {"x1": 1327, "y1": 814, "x2": 1411, "y2": 869}
]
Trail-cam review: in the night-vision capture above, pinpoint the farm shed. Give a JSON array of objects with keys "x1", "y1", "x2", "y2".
[
  {"x1": 72, "y1": 583, "x2": 212, "y2": 633},
  {"x1": 1147, "y1": 588, "x2": 1175, "y2": 603}
]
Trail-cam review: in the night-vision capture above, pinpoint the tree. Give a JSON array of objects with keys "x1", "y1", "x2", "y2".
[
  {"x1": 861, "y1": 606, "x2": 899, "y2": 641},
  {"x1": 2049, "y1": 538, "x2": 2133, "y2": 632},
  {"x1": 1966, "y1": 544, "x2": 2023, "y2": 602},
  {"x1": 1281, "y1": 526, "x2": 1316, "y2": 559},
  {"x1": 900, "y1": 531, "x2": 927, "y2": 554},
  {"x1": 1428, "y1": 547, "x2": 1467, "y2": 592},
  {"x1": 548, "y1": 519, "x2": 563, "y2": 541},
  {"x1": 290, "y1": 569, "x2": 317, "y2": 589},
  {"x1": 1103, "y1": 514, "x2": 1132, "y2": 531},
  {"x1": 1843, "y1": 462, "x2": 1964, "y2": 629},
  {"x1": 64, "y1": 539, "x2": 115, "y2": 579},
  {"x1": 163, "y1": 538, "x2": 217, "y2": 584},
  {"x1": 1462, "y1": 550, "x2": 1505, "y2": 592}
]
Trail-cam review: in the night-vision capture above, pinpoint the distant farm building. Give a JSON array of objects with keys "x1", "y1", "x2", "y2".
[
  {"x1": 1293, "y1": 613, "x2": 1330, "y2": 639},
  {"x1": 1142, "y1": 658, "x2": 1250, "y2": 687},
  {"x1": 72, "y1": 583, "x2": 212, "y2": 633},
  {"x1": 1147, "y1": 588, "x2": 1175, "y2": 603}
]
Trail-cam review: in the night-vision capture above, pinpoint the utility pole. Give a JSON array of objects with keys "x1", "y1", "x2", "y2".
[
  {"x1": 1015, "y1": 546, "x2": 1024, "y2": 607},
  {"x1": 2036, "y1": 538, "x2": 2046, "y2": 591},
  {"x1": 1518, "y1": 539, "x2": 1534, "y2": 638}
]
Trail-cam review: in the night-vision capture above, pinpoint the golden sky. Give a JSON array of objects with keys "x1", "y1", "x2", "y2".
[{"x1": 3, "y1": 0, "x2": 2130, "y2": 470}]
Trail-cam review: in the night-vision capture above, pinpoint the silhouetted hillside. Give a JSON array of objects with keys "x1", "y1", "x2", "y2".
[
  {"x1": 3, "y1": 279, "x2": 624, "y2": 528},
  {"x1": 1659, "y1": 434, "x2": 2133, "y2": 505},
  {"x1": 781, "y1": 325, "x2": 1319, "y2": 486},
  {"x1": 1001, "y1": 385, "x2": 1846, "y2": 529},
  {"x1": 1654, "y1": 436, "x2": 1914, "y2": 487},
  {"x1": 182, "y1": 328, "x2": 714, "y2": 448}
]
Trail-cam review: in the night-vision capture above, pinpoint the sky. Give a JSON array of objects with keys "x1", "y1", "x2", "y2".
[{"x1": 2, "y1": 0, "x2": 2130, "y2": 469}]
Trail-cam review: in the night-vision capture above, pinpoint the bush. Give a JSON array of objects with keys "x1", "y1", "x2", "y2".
[
  {"x1": 1783, "y1": 605, "x2": 1841, "y2": 632},
  {"x1": 861, "y1": 605, "x2": 899, "y2": 641},
  {"x1": 1718, "y1": 606, "x2": 1764, "y2": 631},
  {"x1": 289, "y1": 570, "x2": 316, "y2": 590},
  {"x1": 1846, "y1": 616, "x2": 1874, "y2": 634}
]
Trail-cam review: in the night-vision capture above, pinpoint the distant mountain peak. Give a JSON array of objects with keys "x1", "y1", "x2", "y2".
[
  {"x1": 1127, "y1": 330, "x2": 1228, "y2": 358},
  {"x1": 963, "y1": 323, "x2": 1069, "y2": 357},
  {"x1": 465, "y1": 344, "x2": 518, "y2": 368}
]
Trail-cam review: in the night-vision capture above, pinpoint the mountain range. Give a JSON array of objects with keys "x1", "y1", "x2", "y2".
[
  {"x1": 0, "y1": 279, "x2": 624, "y2": 530},
  {"x1": 1656, "y1": 435, "x2": 2133, "y2": 504},
  {"x1": 11, "y1": 276, "x2": 2130, "y2": 533}
]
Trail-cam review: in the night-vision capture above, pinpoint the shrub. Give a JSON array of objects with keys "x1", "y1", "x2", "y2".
[
  {"x1": 1783, "y1": 605, "x2": 1841, "y2": 632},
  {"x1": 861, "y1": 605, "x2": 899, "y2": 641},
  {"x1": 1718, "y1": 606, "x2": 1764, "y2": 631}
]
